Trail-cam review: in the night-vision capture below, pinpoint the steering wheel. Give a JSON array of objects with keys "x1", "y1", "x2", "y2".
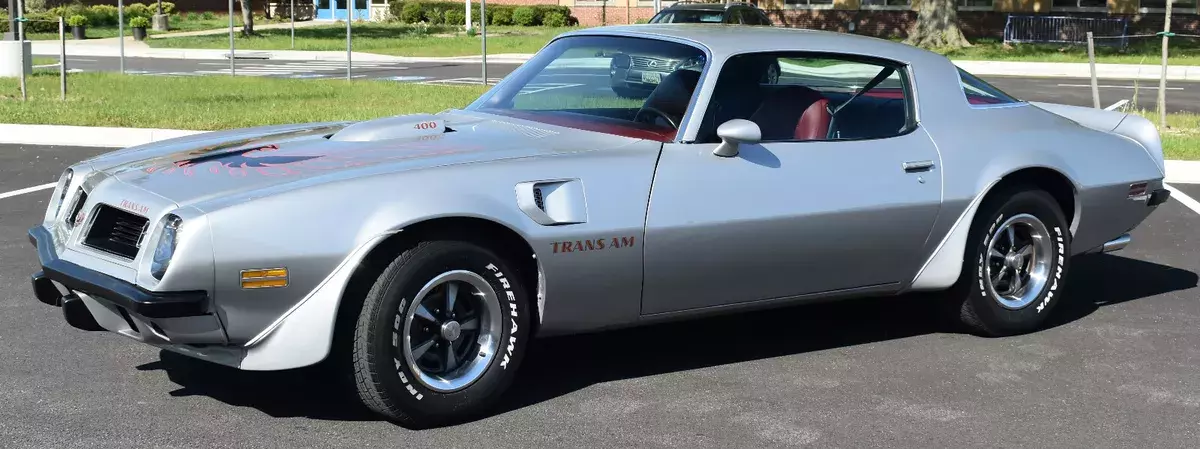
[{"x1": 634, "y1": 106, "x2": 680, "y2": 129}]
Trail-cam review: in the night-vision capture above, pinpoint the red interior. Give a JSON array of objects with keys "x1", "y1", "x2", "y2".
[{"x1": 483, "y1": 109, "x2": 678, "y2": 142}]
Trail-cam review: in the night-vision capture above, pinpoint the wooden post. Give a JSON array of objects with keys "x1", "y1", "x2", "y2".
[
  {"x1": 1087, "y1": 32, "x2": 1100, "y2": 109},
  {"x1": 1158, "y1": 0, "x2": 1172, "y2": 129}
]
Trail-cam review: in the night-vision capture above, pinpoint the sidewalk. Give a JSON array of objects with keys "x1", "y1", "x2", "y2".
[{"x1": 26, "y1": 38, "x2": 1200, "y2": 80}]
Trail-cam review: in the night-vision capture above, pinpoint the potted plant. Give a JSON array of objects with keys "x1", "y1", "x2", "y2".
[
  {"x1": 130, "y1": 16, "x2": 150, "y2": 41},
  {"x1": 67, "y1": 15, "x2": 88, "y2": 40}
]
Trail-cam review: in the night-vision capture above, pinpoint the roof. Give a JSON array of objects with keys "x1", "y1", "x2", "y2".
[{"x1": 559, "y1": 24, "x2": 947, "y2": 66}]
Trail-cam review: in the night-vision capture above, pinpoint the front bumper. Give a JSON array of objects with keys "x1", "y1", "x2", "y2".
[{"x1": 28, "y1": 225, "x2": 210, "y2": 319}]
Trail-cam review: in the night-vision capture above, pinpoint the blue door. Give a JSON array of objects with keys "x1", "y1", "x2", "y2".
[{"x1": 316, "y1": 0, "x2": 368, "y2": 20}]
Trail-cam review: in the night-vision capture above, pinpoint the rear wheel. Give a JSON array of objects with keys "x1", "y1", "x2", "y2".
[
  {"x1": 352, "y1": 240, "x2": 530, "y2": 427},
  {"x1": 949, "y1": 187, "x2": 1071, "y2": 337}
]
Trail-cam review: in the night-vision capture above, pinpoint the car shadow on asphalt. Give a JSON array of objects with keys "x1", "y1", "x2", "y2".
[{"x1": 137, "y1": 253, "x2": 1197, "y2": 426}]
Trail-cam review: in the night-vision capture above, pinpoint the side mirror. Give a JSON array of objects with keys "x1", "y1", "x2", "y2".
[{"x1": 713, "y1": 119, "x2": 761, "y2": 158}]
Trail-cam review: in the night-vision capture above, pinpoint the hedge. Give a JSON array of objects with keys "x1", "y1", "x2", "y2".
[
  {"x1": 43, "y1": 1, "x2": 175, "y2": 27},
  {"x1": 387, "y1": 1, "x2": 575, "y2": 26}
]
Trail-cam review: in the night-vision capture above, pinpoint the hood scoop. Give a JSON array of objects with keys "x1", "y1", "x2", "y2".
[{"x1": 327, "y1": 113, "x2": 450, "y2": 142}]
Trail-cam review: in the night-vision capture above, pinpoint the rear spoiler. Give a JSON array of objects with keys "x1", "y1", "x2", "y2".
[{"x1": 1029, "y1": 101, "x2": 1166, "y2": 176}]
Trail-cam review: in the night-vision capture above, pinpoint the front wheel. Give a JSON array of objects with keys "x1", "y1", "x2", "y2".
[
  {"x1": 949, "y1": 187, "x2": 1071, "y2": 337},
  {"x1": 352, "y1": 240, "x2": 531, "y2": 427}
]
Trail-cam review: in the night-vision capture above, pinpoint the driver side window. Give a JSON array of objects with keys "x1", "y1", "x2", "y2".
[{"x1": 696, "y1": 52, "x2": 913, "y2": 144}]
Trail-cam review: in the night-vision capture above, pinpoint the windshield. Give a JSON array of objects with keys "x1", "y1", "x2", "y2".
[
  {"x1": 469, "y1": 35, "x2": 708, "y2": 142},
  {"x1": 649, "y1": 9, "x2": 725, "y2": 23}
]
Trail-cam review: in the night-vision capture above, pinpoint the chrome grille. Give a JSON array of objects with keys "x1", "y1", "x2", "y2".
[
  {"x1": 630, "y1": 56, "x2": 676, "y2": 72},
  {"x1": 83, "y1": 205, "x2": 149, "y2": 260}
]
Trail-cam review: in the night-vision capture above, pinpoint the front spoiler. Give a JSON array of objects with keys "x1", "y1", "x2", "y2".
[{"x1": 28, "y1": 225, "x2": 210, "y2": 319}]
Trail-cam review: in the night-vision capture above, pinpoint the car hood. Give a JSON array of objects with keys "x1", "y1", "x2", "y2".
[{"x1": 82, "y1": 111, "x2": 628, "y2": 209}]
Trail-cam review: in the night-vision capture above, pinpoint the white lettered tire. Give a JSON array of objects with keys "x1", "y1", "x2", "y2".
[
  {"x1": 950, "y1": 187, "x2": 1071, "y2": 337},
  {"x1": 352, "y1": 240, "x2": 530, "y2": 427}
]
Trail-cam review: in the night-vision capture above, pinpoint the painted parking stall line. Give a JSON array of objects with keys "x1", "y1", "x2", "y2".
[
  {"x1": 0, "y1": 182, "x2": 56, "y2": 201},
  {"x1": 1164, "y1": 183, "x2": 1200, "y2": 216},
  {"x1": 1056, "y1": 83, "x2": 1185, "y2": 91}
]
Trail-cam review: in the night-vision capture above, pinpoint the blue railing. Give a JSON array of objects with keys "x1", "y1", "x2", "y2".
[{"x1": 1003, "y1": 15, "x2": 1130, "y2": 48}]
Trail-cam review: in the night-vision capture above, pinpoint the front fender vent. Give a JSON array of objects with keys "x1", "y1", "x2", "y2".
[
  {"x1": 533, "y1": 187, "x2": 545, "y2": 210},
  {"x1": 515, "y1": 179, "x2": 587, "y2": 226}
]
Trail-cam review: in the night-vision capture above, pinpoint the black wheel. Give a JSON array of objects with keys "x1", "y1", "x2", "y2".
[
  {"x1": 948, "y1": 186, "x2": 1071, "y2": 337},
  {"x1": 352, "y1": 240, "x2": 530, "y2": 428}
]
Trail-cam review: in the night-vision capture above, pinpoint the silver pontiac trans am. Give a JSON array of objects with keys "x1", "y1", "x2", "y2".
[{"x1": 28, "y1": 24, "x2": 1171, "y2": 426}]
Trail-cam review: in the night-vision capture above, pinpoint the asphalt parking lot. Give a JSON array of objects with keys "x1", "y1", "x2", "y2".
[{"x1": 2, "y1": 143, "x2": 1199, "y2": 448}]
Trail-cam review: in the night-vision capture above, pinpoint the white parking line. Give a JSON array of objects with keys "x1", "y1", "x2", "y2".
[
  {"x1": 1056, "y1": 83, "x2": 1184, "y2": 91},
  {"x1": 1164, "y1": 183, "x2": 1200, "y2": 216},
  {"x1": 0, "y1": 182, "x2": 56, "y2": 201}
]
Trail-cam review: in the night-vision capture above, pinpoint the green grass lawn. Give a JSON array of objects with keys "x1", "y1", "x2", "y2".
[
  {"x1": 1131, "y1": 110, "x2": 1200, "y2": 161},
  {"x1": 145, "y1": 23, "x2": 575, "y2": 56},
  {"x1": 921, "y1": 37, "x2": 1200, "y2": 66},
  {"x1": 0, "y1": 72, "x2": 488, "y2": 130}
]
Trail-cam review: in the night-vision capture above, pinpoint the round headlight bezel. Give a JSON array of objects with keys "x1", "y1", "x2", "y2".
[{"x1": 150, "y1": 214, "x2": 183, "y2": 280}]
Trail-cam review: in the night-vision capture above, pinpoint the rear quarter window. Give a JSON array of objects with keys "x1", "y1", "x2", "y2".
[{"x1": 958, "y1": 68, "x2": 1021, "y2": 106}]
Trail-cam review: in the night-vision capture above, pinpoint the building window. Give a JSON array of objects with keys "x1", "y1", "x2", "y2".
[
  {"x1": 861, "y1": 0, "x2": 911, "y2": 7},
  {"x1": 1051, "y1": 0, "x2": 1108, "y2": 9},
  {"x1": 958, "y1": 0, "x2": 993, "y2": 8},
  {"x1": 783, "y1": 0, "x2": 835, "y2": 8},
  {"x1": 1140, "y1": 0, "x2": 1198, "y2": 9}
]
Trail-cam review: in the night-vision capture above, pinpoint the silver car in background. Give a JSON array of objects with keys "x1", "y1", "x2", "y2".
[{"x1": 28, "y1": 24, "x2": 1169, "y2": 428}]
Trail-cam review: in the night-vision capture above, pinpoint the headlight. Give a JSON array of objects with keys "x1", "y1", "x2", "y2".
[
  {"x1": 676, "y1": 55, "x2": 706, "y2": 72},
  {"x1": 52, "y1": 168, "x2": 73, "y2": 217},
  {"x1": 151, "y1": 214, "x2": 183, "y2": 280}
]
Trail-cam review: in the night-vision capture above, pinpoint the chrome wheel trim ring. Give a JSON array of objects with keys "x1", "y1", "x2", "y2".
[
  {"x1": 984, "y1": 213, "x2": 1054, "y2": 310},
  {"x1": 399, "y1": 270, "x2": 502, "y2": 393}
]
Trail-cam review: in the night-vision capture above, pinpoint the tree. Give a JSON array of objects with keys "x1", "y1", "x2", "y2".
[
  {"x1": 903, "y1": 0, "x2": 971, "y2": 50},
  {"x1": 240, "y1": 0, "x2": 256, "y2": 36}
]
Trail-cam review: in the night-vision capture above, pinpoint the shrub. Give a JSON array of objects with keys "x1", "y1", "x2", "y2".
[
  {"x1": 400, "y1": 1, "x2": 424, "y2": 23},
  {"x1": 0, "y1": 13, "x2": 7, "y2": 33},
  {"x1": 511, "y1": 6, "x2": 536, "y2": 26},
  {"x1": 25, "y1": 0, "x2": 47, "y2": 13},
  {"x1": 542, "y1": 11, "x2": 565, "y2": 27},
  {"x1": 129, "y1": 16, "x2": 150, "y2": 28},
  {"x1": 160, "y1": 2, "x2": 176, "y2": 15},
  {"x1": 21, "y1": 12, "x2": 59, "y2": 32},
  {"x1": 66, "y1": 14, "x2": 88, "y2": 27},
  {"x1": 426, "y1": 7, "x2": 443, "y2": 24},
  {"x1": 88, "y1": 5, "x2": 119, "y2": 26},
  {"x1": 125, "y1": 3, "x2": 152, "y2": 19},
  {"x1": 489, "y1": 7, "x2": 511, "y2": 25},
  {"x1": 201, "y1": 11, "x2": 216, "y2": 20},
  {"x1": 443, "y1": 8, "x2": 463, "y2": 26},
  {"x1": 185, "y1": 12, "x2": 198, "y2": 21}
]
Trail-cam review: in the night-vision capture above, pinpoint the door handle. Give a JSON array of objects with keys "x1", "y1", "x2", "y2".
[{"x1": 902, "y1": 160, "x2": 934, "y2": 172}]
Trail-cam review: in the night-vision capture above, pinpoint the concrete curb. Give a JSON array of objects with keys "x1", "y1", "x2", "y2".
[{"x1": 2, "y1": 123, "x2": 1198, "y2": 184}]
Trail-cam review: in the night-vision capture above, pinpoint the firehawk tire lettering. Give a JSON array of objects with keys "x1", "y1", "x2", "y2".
[
  {"x1": 1036, "y1": 227, "x2": 1066, "y2": 314},
  {"x1": 486, "y1": 263, "x2": 519, "y2": 370}
]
